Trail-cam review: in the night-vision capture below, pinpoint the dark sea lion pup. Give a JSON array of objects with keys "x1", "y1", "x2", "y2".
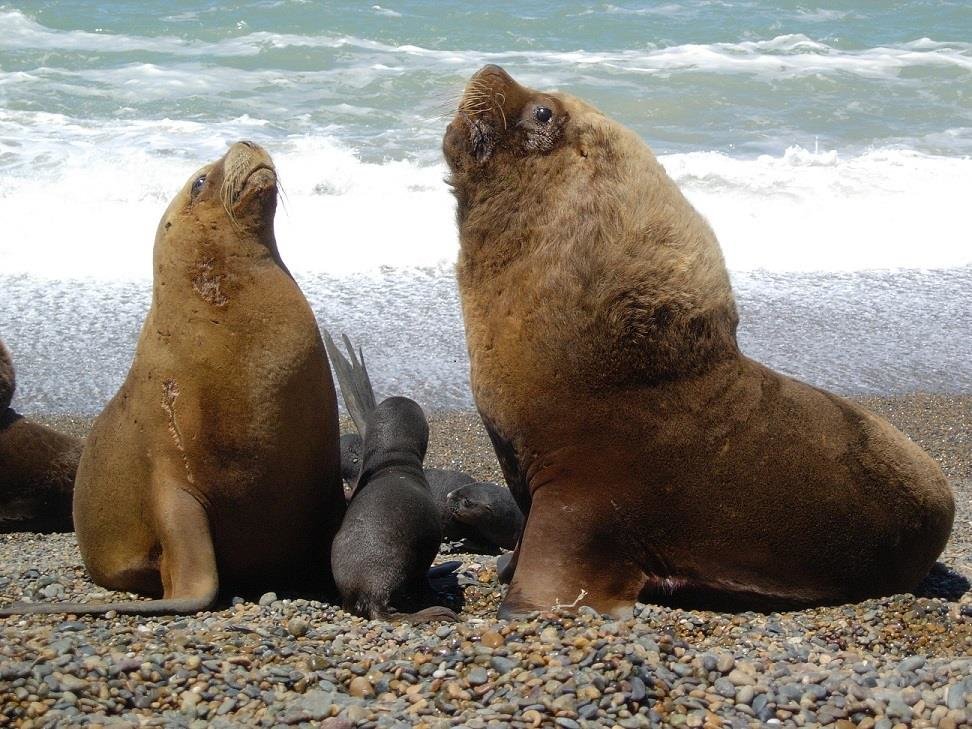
[
  {"x1": 324, "y1": 332, "x2": 457, "y2": 623},
  {"x1": 445, "y1": 481, "x2": 523, "y2": 551},
  {"x1": 340, "y1": 430, "x2": 522, "y2": 551},
  {"x1": 0, "y1": 339, "x2": 82, "y2": 534},
  {"x1": 0, "y1": 142, "x2": 346, "y2": 616},
  {"x1": 443, "y1": 65, "x2": 955, "y2": 619}
]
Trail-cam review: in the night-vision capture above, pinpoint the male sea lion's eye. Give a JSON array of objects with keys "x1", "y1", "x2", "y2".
[
  {"x1": 191, "y1": 175, "x2": 207, "y2": 196},
  {"x1": 534, "y1": 106, "x2": 553, "y2": 124}
]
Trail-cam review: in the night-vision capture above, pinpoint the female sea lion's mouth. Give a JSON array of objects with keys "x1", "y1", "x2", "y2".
[
  {"x1": 240, "y1": 164, "x2": 276, "y2": 194},
  {"x1": 220, "y1": 141, "x2": 278, "y2": 213}
]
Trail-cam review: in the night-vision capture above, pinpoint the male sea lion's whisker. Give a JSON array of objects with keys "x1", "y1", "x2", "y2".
[{"x1": 495, "y1": 95, "x2": 507, "y2": 131}]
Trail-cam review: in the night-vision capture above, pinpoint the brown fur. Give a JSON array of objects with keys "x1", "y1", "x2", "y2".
[
  {"x1": 443, "y1": 65, "x2": 955, "y2": 618},
  {"x1": 1, "y1": 142, "x2": 346, "y2": 616},
  {"x1": 0, "y1": 340, "x2": 81, "y2": 533},
  {"x1": 0, "y1": 339, "x2": 13, "y2": 413}
]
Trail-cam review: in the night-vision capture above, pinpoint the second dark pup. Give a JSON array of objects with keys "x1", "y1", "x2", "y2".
[{"x1": 324, "y1": 332, "x2": 457, "y2": 622}]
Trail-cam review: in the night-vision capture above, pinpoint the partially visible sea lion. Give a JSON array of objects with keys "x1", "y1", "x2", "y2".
[
  {"x1": 339, "y1": 432, "x2": 363, "y2": 485},
  {"x1": 0, "y1": 339, "x2": 14, "y2": 413},
  {"x1": 0, "y1": 142, "x2": 346, "y2": 616},
  {"x1": 443, "y1": 65, "x2": 955, "y2": 618},
  {"x1": 0, "y1": 339, "x2": 81, "y2": 534},
  {"x1": 325, "y1": 333, "x2": 457, "y2": 622}
]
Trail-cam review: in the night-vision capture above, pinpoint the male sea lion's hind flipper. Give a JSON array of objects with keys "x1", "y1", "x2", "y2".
[{"x1": 322, "y1": 330, "x2": 377, "y2": 437}]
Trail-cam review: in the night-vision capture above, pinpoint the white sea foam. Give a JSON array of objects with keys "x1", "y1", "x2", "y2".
[
  {"x1": 1, "y1": 114, "x2": 969, "y2": 280},
  {"x1": 2, "y1": 9, "x2": 970, "y2": 80},
  {"x1": 665, "y1": 146, "x2": 972, "y2": 272}
]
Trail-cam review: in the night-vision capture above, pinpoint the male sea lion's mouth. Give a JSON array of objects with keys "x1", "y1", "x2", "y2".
[{"x1": 446, "y1": 65, "x2": 526, "y2": 168}]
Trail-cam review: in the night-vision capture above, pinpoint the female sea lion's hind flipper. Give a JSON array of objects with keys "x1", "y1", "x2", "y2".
[
  {"x1": 0, "y1": 594, "x2": 216, "y2": 617},
  {"x1": 0, "y1": 478, "x2": 219, "y2": 617},
  {"x1": 322, "y1": 330, "x2": 377, "y2": 437}
]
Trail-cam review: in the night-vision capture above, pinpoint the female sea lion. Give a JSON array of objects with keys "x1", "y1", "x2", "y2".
[
  {"x1": 324, "y1": 333, "x2": 457, "y2": 622},
  {"x1": 0, "y1": 339, "x2": 81, "y2": 533},
  {"x1": 443, "y1": 65, "x2": 955, "y2": 618},
  {"x1": 1, "y1": 142, "x2": 346, "y2": 616}
]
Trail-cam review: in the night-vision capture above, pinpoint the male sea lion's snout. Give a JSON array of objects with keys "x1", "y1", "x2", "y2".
[{"x1": 445, "y1": 64, "x2": 531, "y2": 165}]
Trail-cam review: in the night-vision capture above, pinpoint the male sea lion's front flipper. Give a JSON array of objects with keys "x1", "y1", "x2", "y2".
[
  {"x1": 0, "y1": 482, "x2": 218, "y2": 617},
  {"x1": 498, "y1": 486, "x2": 644, "y2": 620},
  {"x1": 496, "y1": 546, "x2": 518, "y2": 584}
]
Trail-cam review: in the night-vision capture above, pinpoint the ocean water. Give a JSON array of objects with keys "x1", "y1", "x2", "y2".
[{"x1": 0, "y1": 1, "x2": 970, "y2": 413}]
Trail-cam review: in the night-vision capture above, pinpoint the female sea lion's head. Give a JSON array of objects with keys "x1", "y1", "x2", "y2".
[{"x1": 156, "y1": 141, "x2": 279, "y2": 248}]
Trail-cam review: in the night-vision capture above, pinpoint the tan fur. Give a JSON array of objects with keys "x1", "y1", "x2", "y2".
[
  {"x1": 1, "y1": 142, "x2": 346, "y2": 615},
  {"x1": 444, "y1": 66, "x2": 955, "y2": 618}
]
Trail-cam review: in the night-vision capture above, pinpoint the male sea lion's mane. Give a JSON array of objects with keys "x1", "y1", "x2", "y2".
[{"x1": 447, "y1": 77, "x2": 739, "y2": 387}]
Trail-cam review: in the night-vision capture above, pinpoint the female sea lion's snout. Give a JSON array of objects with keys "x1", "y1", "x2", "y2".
[{"x1": 220, "y1": 141, "x2": 277, "y2": 214}]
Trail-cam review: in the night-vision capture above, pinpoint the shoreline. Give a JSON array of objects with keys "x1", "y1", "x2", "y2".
[{"x1": 2, "y1": 392, "x2": 969, "y2": 727}]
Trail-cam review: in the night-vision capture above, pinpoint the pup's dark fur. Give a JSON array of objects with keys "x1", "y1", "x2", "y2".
[{"x1": 326, "y1": 333, "x2": 456, "y2": 622}]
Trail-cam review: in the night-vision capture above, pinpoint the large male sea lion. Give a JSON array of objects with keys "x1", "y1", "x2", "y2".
[
  {"x1": 443, "y1": 65, "x2": 955, "y2": 618},
  {"x1": 0, "y1": 142, "x2": 346, "y2": 615},
  {"x1": 0, "y1": 339, "x2": 81, "y2": 533},
  {"x1": 325, "y1": 333, "x2": 457, "y2": 622}
]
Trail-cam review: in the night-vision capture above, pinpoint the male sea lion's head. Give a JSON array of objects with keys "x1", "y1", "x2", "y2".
[
  {"x1": 443, "y1": 66, "x2": 739, "y2": 384},
  {"x1": 443, "y1": 65, "x2": 630, "y2": 224},
  {"x1": 155, "y1": 141, "x2": 279, "y2": 256}
]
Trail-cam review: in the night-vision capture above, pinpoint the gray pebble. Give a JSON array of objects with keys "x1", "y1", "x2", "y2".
[{"x1": 898, "y1": 655, "x2": 926, "y2": 672}]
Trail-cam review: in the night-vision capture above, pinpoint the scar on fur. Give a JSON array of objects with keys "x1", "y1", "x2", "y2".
[
  {"x1": 192, "y1": 258, "x2": 229, "y2": 307},
  {"x1": 161, "y1": 378, "x2": 194, "y2": 484}
]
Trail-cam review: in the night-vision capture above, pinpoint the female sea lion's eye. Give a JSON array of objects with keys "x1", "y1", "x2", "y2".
[
  {"x1": 191, "y1": 175, "x2": 206, "y2": 196},
  {"x1": 534, "y1": 106, "x2": 553, "y2": 124}
]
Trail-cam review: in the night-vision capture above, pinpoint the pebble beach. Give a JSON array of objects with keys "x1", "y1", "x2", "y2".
[{"x1": 1, "y1": 394, "x2": 969, "y2": 728}]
